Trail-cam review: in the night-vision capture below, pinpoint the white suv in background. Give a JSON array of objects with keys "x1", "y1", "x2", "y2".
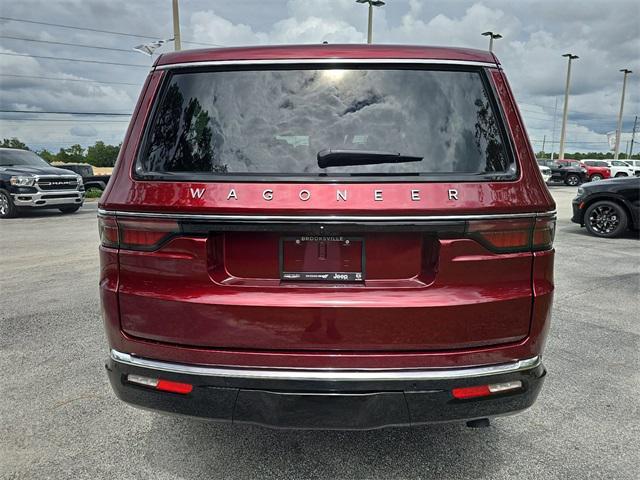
[
  {"x1": 625, "y1": 159, "x2": 640, "y2": 176},
  {"x1": 538, "y1": 164, "x2": 552, "y2": 183},
  {"x1": 605, "y1": 159, "x2": 636, "y2": 177}
]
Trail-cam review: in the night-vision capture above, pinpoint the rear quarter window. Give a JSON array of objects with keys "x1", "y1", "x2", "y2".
[{"x1": 137, "y1": 65, "x2": 513, "y2": 180}]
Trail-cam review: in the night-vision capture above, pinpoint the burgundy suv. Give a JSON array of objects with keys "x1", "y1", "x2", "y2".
[{"x1": 99, "y1": 45, "x2": 555, "y2": 430}]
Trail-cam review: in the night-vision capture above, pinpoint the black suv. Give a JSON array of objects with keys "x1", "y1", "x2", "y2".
[
  {"x1": 537, "y1": 159, "x2": 587, "y2": 186},
  {"x1": 0, "y1": 148, "x2": 85, "y2": 218},
  {"x1": 572, "y1": 176, "x2": 640, "y2": 237}
]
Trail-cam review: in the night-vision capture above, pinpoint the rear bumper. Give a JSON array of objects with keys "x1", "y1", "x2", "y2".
[{"x1": 107, "y1": 349, "x2": 546, "y2": 430}]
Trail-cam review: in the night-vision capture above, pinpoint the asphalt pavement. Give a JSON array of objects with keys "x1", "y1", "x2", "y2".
[{"x1": 1, "y1": 186, "x2": 639, "y2": 480}]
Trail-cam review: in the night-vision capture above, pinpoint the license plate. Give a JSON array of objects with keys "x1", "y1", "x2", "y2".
[{"x1": 280, "y1": 236, "x2": 365, "y2": 282}]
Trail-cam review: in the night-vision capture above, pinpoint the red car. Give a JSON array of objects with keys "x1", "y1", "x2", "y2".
[
  {"x1": 557, "y1": 159, "x2": 610, "y2": 182},
  {"x1": 99, "y1": 44, "x2": 555, "y2": 430},
  {"x1": 581, "y1": 160, "x2": 612, "y2": 181}
]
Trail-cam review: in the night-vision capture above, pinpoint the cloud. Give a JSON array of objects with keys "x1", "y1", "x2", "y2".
[
  {"x1": 0, "y1": 0, "x2": 638, "y2": 153},
  {"x1": 70, "y1": 125, "x2": 98, "y2": 137}
]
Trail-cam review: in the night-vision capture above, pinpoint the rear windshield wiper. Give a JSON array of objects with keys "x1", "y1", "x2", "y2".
[{"x1": 317, "y1": 149, "x2": 423, "y2": 169}]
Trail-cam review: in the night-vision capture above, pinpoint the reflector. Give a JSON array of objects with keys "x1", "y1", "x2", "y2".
[
  {"x1": 127, "y1": 374, "x2": 193, "y2": 394},
  {"x1": 452, "y1": 385, "x2": 491, "y2": 399},
  {"x1": 452, "y1": 380, "x2": 523, "y2": 399}
]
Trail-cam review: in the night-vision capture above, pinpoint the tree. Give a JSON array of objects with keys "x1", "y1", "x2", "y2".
[
  {"x1": 86, "y1": 141, "x2": 120, "y2": 167},
  {"x1": 1, "y1": 138, "x2": 29, "y2": 150},
  {"x1": 37, "y1": 149, "x2": 55, "y2": 162},
  {"x1": 54, "y1": 144, "x2": 85, "y2": 163}
]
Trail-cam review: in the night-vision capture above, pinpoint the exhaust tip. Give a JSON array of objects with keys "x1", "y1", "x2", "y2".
[{"x1": 466, "y1": 418, "x2": 491, "y2": 428}]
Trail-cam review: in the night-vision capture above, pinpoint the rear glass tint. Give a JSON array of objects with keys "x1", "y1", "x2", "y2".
[{"x1": 138, "y1": 67, "x2": 511, "y2": 178}]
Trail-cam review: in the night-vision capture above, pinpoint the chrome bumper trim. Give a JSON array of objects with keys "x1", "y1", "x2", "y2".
[
  {"x1": 110, "y1": 349, "x2": 541, "y2": 382},
  {"x1": 12, "y1": 190, "x2": 84, "y2": 207},
  {"x1": 98, "y1": 209, "x2": 557, "y2": 223}
]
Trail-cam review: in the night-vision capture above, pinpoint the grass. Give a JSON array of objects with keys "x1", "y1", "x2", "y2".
[{"x1": 85, "y1": 188, "x2": 103, "y2": 199}]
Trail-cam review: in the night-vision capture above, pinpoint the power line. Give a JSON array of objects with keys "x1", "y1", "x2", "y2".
[
  {"x1": 0, "y1": 35, "x2": 139, "y2": 53},
  {"x1": 0, "y1": 73, "x2": 141, "y2": 86},
  {"x1": 0, "y1": 15, "x2": 224, "y2": 47},
  {"x1": 0, "y1": 109, "x2": 131, "y2": 116},
  {"x1": 0, "y1": 52, "x2": 149, "y2": 68}
]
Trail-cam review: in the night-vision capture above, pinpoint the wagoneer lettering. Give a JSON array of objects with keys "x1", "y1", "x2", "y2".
[
  {"x1": 100, "y1": 44, "x2": 555, "y2": 430},
  {"x1": 189, "y1": 187, "x2": 205, "y2": 199}
]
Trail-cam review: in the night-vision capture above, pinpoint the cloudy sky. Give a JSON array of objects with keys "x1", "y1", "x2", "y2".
[{"x1": 0, "y1": 0, "x2": 638, "y2": 154}]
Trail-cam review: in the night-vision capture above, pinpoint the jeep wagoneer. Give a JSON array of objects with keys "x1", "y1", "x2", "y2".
[{"x1": 99, "y1": 44, "x2": 555, "y2": 430}]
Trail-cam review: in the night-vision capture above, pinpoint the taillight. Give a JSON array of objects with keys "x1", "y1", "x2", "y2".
[
  {"x1": 532, "y1": 217, "x2": 556, "y2": 250},
  {"x1": 118, "y1": 219, "x2": 179, "y2": 250},
  {"x1": 98, "y1": 216, "x2": 119, "y2": 248},
  {"x1": 467, "y1": 216, "x2": 555, "y2": 253},
  {"x1": 98, "y1": 216, "x2": 179, "y2": 251}
]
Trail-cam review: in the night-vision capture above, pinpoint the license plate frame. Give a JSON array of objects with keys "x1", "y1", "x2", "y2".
[{"x1": 279, "y1": 235, "x2": 365, "y2": 282}]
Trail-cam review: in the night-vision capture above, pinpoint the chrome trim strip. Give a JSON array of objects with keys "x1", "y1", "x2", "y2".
[
  {"x1": 111, "y1": 349, "x2": 540, "y2": 382},
  {"x1": 98, "y1": 208, "x2": 556, "y2": 222},
  {"x1": 155, "y1": 58, "x2": 498, "y2": 71}
]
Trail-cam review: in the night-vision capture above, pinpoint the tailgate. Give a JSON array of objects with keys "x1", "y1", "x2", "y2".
[{"x1": 114, "y1": 216, "x2": 537, "y2": 351}]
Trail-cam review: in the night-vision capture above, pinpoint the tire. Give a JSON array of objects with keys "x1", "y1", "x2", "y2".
[
  {"x1": 590, "y1": 174, "x2": 603, "y2": 182},
  {"x1": 584, "y1": 200, "x2": 628, "y2": 238},
  {"x1": 615, "y1": 172, "x2": 628, "y2": 177},
  {"x1": 565, "y1": 174, "x2": 581, "y2": 186},
  {"x1": 59, "y1": 205, "x2": 81, "y2": 214},
  {"x1": 0, "y1": 189, "x2": 18, "y2": 218}
]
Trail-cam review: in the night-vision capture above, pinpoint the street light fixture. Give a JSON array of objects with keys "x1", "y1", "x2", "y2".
[
  {"x1": 558, "y1": 53, "x2": 579, "y2": 160},
  {"x1": 356, "y1": 0, "x2": 386, "y2": 44},
  {"x1": 614, "y1": 68, "x2": 633, "y2": 160},
  {"x1": 481, "y1": 31, "x2": 502, "y2": 52},
  {"x1": 133, "y1": 38, "x2": 174, "y2": 56}
]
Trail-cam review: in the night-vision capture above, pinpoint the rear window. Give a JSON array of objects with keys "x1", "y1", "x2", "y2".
[{"x1": 138, "y1": 66, "x2": 512, "y2": 179}]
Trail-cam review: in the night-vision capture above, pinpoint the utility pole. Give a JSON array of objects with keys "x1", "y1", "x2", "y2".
[
  {"x1": 481, "y1": 31, "x2": 502, "y2": 52},
  {"x1": 550, "y1": 97, "x2": 559, "y2": 161},
  {"x1": 172, "y1": 0, "x2": 181, "y2": 51},
  {"x1": 629, "y1": 115, "x2": 638, "y2": 158},
  {"x1": 542, "y1": 135, "x2": 546, "y2": 155},
  {"x1": 614, "y1": 69, "x2": 632, "y2": 160},
  {"x1": 356, "y1": 0, "x2": 385, "y2": 44},
  {"x1": 559, "y1": 53, "x2": 579, "y2": 160}
]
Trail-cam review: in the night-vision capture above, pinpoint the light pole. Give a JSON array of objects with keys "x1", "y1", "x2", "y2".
[
  {"x1": 558, "y1": 53, "x2": 579, "y2": 161},
  {"x1": 613, "y1": 68, "x2": 632, "y2": 160},
  {"x1": 356, "y1": 0, "x2": 385, "y2": 44},
  {"x1": 481, "y1": 31, "x2": 502, "y2": 52},
  {"x1": 172, "y1": 0, "x2": 181, "y2": 51}
]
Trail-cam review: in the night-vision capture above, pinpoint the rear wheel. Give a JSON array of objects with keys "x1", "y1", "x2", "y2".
[
  {"x1": 565, "y1": 174, "x2": 581, "y2": 186},
  {"x1": 584, "y1": 201, "x2": 628, "y2": 238},
  {"x1": 615, "y1": 172, "x2": 628, "y2": 177},
  {"x1": 59, "y1": 205, "x2": 81, "y2": 214},
  {"x1": 590, "y1": 174, "x2": 603, "y2": 182},
  {"x1": 0, "y1": 190, "x2": 18, "y2": 218}
]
